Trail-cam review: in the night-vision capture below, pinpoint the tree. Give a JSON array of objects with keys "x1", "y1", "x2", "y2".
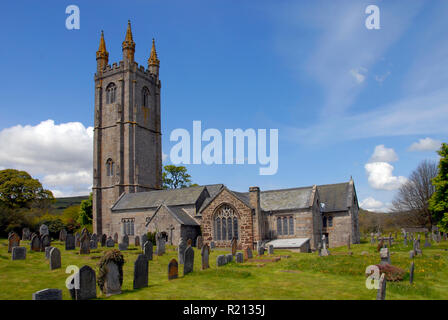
[
  {"x1": 429, "y1": 143, "x2": 448, "y2": 231},
  {"x1": 77, "y1": 192, "x2": 93, "y2": 227},
  {"x1": 0, "y1": 169, "x2": 54, "y2": 208},
  {"x1": 392, "y1": 159, "x2": 438, "y2": 228},
  {"x1": 62, "y1": 205, "x2": 81, "y2": 232},
  {"x1": 162, "y1": 165, "x2": 197, "y2": 189}
]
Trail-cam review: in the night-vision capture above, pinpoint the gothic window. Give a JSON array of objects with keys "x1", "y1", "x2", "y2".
[
  {"x1": 142, "y1": 87, "x2": 150, "y2": 107},
  {"x1": 213, "y1": 205, "x2": 239, "y2": 241},
  {"x1": 106, "y1": 158, "x2": 114, "y2": 176},
  {"x1": 106, "y1": 83, "x2": 116, "y2": 104},
  {"x1": 122, "y1": 218, "x2": 135, "y2": 236}
]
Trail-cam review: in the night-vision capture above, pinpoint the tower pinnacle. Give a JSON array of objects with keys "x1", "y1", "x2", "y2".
[
  {"x1": 122, "y1": 20, "x2": 135, "y2": 62},
  {"x1": 96, "y1": 30, "x2": 109, "y2": 71},
  {"x1": 148, "y1": 38, "x2": 160, "y2": 76}
]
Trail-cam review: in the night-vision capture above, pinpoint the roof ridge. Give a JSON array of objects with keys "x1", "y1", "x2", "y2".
[{"x1": 261, "y1": 186, "x2": 313, "y2": 193}]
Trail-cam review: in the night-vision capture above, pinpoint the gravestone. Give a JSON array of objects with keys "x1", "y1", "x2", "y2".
[
  {"x1": 231, "y1": 238, "x2": 238, "y2": 256},
  {"x1": 59, "y1": 229, "x2": 67, "y2": 242},
  {"x1": 409, "y1": 250, "x2": 415, "y2": 259},
  {"x1": 268, "y1": 244, "x2": 274, "y2": 255},
  {"x1": 113, "y1": 232, "x2": 118, "y2": 244},
  {"x1": 141, "y1": 234, "x2": 148, "y2": 248},
  {"x1": 75, "y1": 233, "x2": 81, "y2": 247},
  {"x1": 370, "y1": 233, "x2": 375, "y2": 245},
  {"x1": 49, "y1": 247, "x2": 61, "y2": 270},
  {"x1": 32, "y1": 289, "x2": 62, "y2": 300},
  {"x1": 156, "y1": 234, "x2": 166, "y2": 256},
  {"x1": 65, "y1": 234, "x2": 75, "y2": 250},
  {"x1": 118, "y1": 242, "x2": 128, "y2": 251},
  {"x1": 414, "y1": 238, "x2": 422, "y2": 256},
  {"x1": 45, "y1": 246, "x2": 54, "y2": 259},
  {"x1": 424, "y1": 232, "x2": 431, "y2": 247},
  {"x1": 30, "y1": 234, "x2": 42, "y2": 252},
  {"x1": 216, "y1": 255, "x2": 226, "y2": 267},
  {"x1": 69, "y1": 265, "x2": 97, "y2": 300},
  {"x1": 39, "y1": 224, "x2": 49, "y2": 236},
  {"x1": 22, "y1": 228, "x2": 31, "y2": 241},
  {"x1": 403, "y1": 233, "x2": 408, "y2": 246},
  {"x1": 258, "y1": 246, "x2": 265, "y2": 256},
  {"x1": 12, "y1": 247, "x2": 26, "y2": 260},
  {"x1": 123, "y1": 234, "x2": 129, "y2": 246},
  {"x1": 184, "y1": 246, "x2": 195, "y2": 275},
  {"x1": 80, "y1": 234, "x2": 90, "y2": 254},
  {"x1": 317, "y1": 241, "x2": 322, "y2": 256},
  {"x1": 134, "y1": 235, "x2": 140, "y2": 247},
  {"x1": 196, "y1": 236, "x2": 203, "y2": 249},
  {"x1": 201, "y1": 244, "x2": 210, "y2": 270},
  {"x1": 101, "y1": 234, "x2": 107, "y2": 247},
  {"x1": 226, "y1": 253, "x2": 233, "y2": 263},
  {"x1": 244, "y1": 247, "x2": 253, "y2": 260},
  {"x1": 409, "y1": 262, "x2": 415, "y2": 284},
  {"x1": 168, "y1": 259, "x2": 178, "y2": 280},
  {"x1": 235, "y1": 252, "x2": 244, "y2": 263},
  {"x1": 379, "y1": 248, "x2": 390, "y2": 265},
  {"x1": 210, "y1": 241, "x2": 215, "y2": 249},
  {"x1": 8, "y1": 232, "x2": 20, "y2": 253},
  {"x1": 41, "y1": 234, "x2": 51, "y2": 249},
  {"x1": 321, "y1": 234, "x2": 330, "y2": 256},
  {"x1": 388, "y1": 233, "x2": 392, "y2": 248},
  {"x1": 133, "y1": 254, "x2": 149, "y2": 289},
  {"x1": 376, "y1": 273, "x2": 386, "y2": 300},
  {"x1": 103, "y1": 262, "x2": 122, "y2": 296},
  {"x1": 90, "y1": 239, "x2": 98, "y2": 249},
  {"x1": 91, "y1": 233, "x2": 98, "y2": 244},
  {"x1": 106, "y1": 237, "x2": 115, "y2": 247},
  {"x1": 178, "y1": 238, "x2": 187, "y2": 264},
  {"x1": 143, "y1": 241, "x2": 153, "y2": 260}
]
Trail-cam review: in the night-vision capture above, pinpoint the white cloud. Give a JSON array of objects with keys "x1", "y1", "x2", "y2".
[
  {"x1": 360, "y1": 196, "x2": 391, "y2": 212},
  {"x1": 350, "y1": 67, "x2": 367, "y2": 84},
  {"x1": 408, "y1": 137, "x2": 441, "y2": 152},
  {"x1": 162, "y1": 152, "x2": 168, "y2": 162},
  {"x1": 0, "y1": 120, "x2": 93, "y2": 197},
  {"x1": 365, "y1": 162, "x2": 407, "y2": 191},
  {"x1": 369, "y1": 145, "x2": 398, "y2": 163},
  {"x1": 375, "y1": 71, "x2": 391, "y2": 84}
]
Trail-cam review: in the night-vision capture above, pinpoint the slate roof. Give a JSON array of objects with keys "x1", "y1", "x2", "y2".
[
  {"x1": 317, "y1": 182, "x2": 351, "y2": 212},
  {"x1": 260, "y1": 187, "x2": 314, "y2": 211},
  {"x1": 165, "y1": 206, "x2": 200, "y2": 226}
]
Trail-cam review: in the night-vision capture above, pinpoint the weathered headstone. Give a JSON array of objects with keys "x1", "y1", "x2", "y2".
[
  {"x1": 103, "y1": 262, "x2": 122, "y2": 296},
  {"x1": 39, "y1": 224, "x2": 49, "y2": 236},
  {"x1": 80, "y1": 233, "x2": 90, "y2": 254},
  {"x1": 65, "y1": 234, "x2": 75, "y2": 250},
  {"x1": 409, "y1": 262, "x2": 415, "y2": 284},
  {"x1": 235, "y1": 252, "x2": 243, "y2": 263},
  {"x1": 424, "y1": 232, "x2": 431, "y2": 247},
  {"x1": 12, "y1": 246, "x2": 26, "y2": 260},
  {"x1": 90, "y1": 239, "x2": 98, "y2": 249},
  {"x1": 8, "y1": 232, "x2": 20, "y2": 253},
  {"x1": 216, "y1": 255, "x2": 226, "y2": 267},
  {"x1": 156, "y1": 234, "x2": 166, "y2": 256},
  {"x1": 32, "y1": 288, "x2": 62, "y2": 300},
  {"x1": 22, "y1": 228, "x2": 30, "y2": 241},
  {"x1": 75, "y1": 232, "x2": 81, "y2": 247},
  {"x1": 168, "y1": 259, "x2": 178, "y2": 280},
  {"x1": 114, "y1": 232, "x2": 118, "y2": 244},
  {"x1": 258, "y1": 246, "x2": 265, "y2": 256},
  {"x1": 184, "y1": 246, "x2": 194, "y2": 275},
  {"x1": 41, "y1": 234, "x2": 51, "y2": 249},
  {"x1": 30, "y1": 234, "x2": 42, "y2": 252},
  {"x1": 244, "y1": 247, "x2": 253, "y2": 260},
  {"x1": 379, "y1": 248, "x2": 390, "y2": 265},
  {"x1": 59, "y1": 229, "x2": 67, "y2": 241},
  {"x1": 201, "y1": 244, "x2": 210, "y2": 270},
  {"x1": 141, "y1": 234, "x2": 148, "y2": 248},
  {"x1": 178, "y1": 237, "x2": 187, "y2": 264},
  {"x1": 122, "y1": 234, "x2": 129, "y2": 246},
  {"x1": 49, "y1": 247, "x2": 61, "y2": 270},
  {"x1": 91, "y1": 233, "x2": 98, "y2": 244},
  {"x1": 196, "y1": 235, "x2": 203, "y2": 249},
  {"x1": 226, "y1": 253, "x2": 233, "y2": 263},
  {"x1": 45, "y1": 246, "x2": 54, "y2": 259},
  {"x1": 101, "y1": 234, "x2": 107, "y2": 247},
  {"x1": 106, "y1": 236, "x2": 115, "y2": 247},
  {"x1": 143, "y1": 241, "x2": 153, "y2": 260},
  {"x1": 134, "y1": 235, "x2": 140, "y2": 247},
  {"x1": 231, "y1": 237, "x2": 237, "y2": 256},
  {"x1": 321, "y1": 234, "x2": 330, "y2": 256},
  {"x1": 133, "y1": 254, "x2": 148, "y2": 289},
  {"x1": 376, "y1": 273, "x2": 386, "y2": 300},
  {"x1": 268, "y1": 244, "x2": 274, "y2": 255},
  {"x1": 69, "y1": 265, "x2": 97, "y2": 300},
  {"x1": 118, "y1": 242, "x2": 128, "y2": 251}
]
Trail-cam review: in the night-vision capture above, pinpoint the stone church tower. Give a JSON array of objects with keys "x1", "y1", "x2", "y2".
[{"x1": 92, "y1": 21, "x2": 162, "y2": 235}]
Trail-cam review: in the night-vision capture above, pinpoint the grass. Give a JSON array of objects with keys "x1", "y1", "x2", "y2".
[{"x1": 0, "y1": 236, "x2": 447, "y2": 300}]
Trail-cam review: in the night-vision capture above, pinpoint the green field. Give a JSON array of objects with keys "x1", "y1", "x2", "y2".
[{"x1": 0, "y1": 237, "x2": 447, "y2": 300}]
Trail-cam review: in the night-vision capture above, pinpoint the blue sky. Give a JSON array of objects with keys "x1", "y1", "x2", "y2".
[{"x1": 0, "y1": 0, "x2": 446, "y2": 211}]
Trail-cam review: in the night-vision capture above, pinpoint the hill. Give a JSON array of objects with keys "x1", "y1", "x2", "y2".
[{"x1": 50, "y1": 195, "x2": 89, "y2": 214}]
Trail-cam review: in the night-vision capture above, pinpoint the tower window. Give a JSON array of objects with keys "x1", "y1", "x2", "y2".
[
  {"x1": 142, "y1": 87, "x2": 150, "y2": 107},
  {"x1": 106, "y1": 83, "x2": 116, "y2": 104},
  {"x1": 106, "y1": 158, "x2": 114, "y2": 176}
]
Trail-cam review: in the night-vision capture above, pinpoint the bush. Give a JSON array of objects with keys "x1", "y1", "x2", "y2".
[
  {"x1": 146, "y1": 231, "x2": 157, "y2": 244},
  {"x1": 376, "y1": 264, "x2": 405, "y2": 282}
]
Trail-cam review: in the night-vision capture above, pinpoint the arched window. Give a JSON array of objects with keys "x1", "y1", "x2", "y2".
[
  {"x1": 106, "y1": 83, "x2": 116, "y2": 104},
  {"x1": 213, "y1": 205, "x2": 239, "y2": 241},
  {"x1": 277, "y1": 217, "x2": 282, "y2": 235},
  {"x1": 282, "y1": 217, "x2": 288, "y2": 235},
  {"x1": 142, "y1": 87, "x2": 150, "y2": 107},
  {"x1": 106, "y1": 158, "x2": 114, "y2": 176}
]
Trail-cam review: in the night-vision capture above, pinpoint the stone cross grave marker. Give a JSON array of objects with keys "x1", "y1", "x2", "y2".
[
  {"x1": 49, "y1": 247, "x2": 61, "y2": 270},
  {"x1": 184, "y1": 246, "x2": 195, "y2": 275},
  {"x1": 12, "y1": 247, "x2": 26, "y2": 260},
  {"x1": 379, "y1": 248, "x2": 390, "y2": 265},
  {"x1": 321, "y1": 234, "x2": 330, "y2": 256},
  {"x1": 201, "y1": 243, "x2": 210, "y2": 270},
  {"x1": 168, "y1": 259, "x2": 178, "y2": 280},
  {"x1": 376, "y1": 273, "x2": 386, "y2": 300},
  {"x1": 143, "y1": 241, "x2": 153, "y2": 261},
  {"x1": 178, "y1": 237, "x2": 187, "y2": 264},
  {"x1": 133, "y1": 254, "x2": 149, "y2": 289}
]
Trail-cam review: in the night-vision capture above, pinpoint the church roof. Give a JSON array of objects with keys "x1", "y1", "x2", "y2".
[
  {"x1": 317, "y1": 182, "x2": 353, "y2": 212},
  {"x1": 259, "y1": 186, "x2": 314, "y2": 211}
]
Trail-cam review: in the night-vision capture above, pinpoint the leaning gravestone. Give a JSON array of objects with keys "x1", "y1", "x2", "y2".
[
  {"x1": 143, "y1": 241, "x2": 153, "y2": 261},
  {"x1": 12, "y1": 247, "x2": 26, "y2": 260},
  {"x1": 39, "y1": 224, "x2": 49, "y2": 236},
  {"x1": 201, "y1": 244, "x2": 210, "y2": 270},
  {"x1": 184, "y1": 246, "x2": 195, "y2": 275},
  {"x1": 103, "y1": 262, "x2": 122, "y2": 296},
  {"x1": 268, "y1": 244, "x2": 274, "y2": 255},
  {"x1": 409, "y1": 262, "x2": 415, "y2": 284},
  {"x1": 22, "y1": 228, "x2": 31, "y2": 241},
  {"x1": 376, "y1": 273, "x2": 386, "y2": 300},
  {"x1": 30, "y1": 234, "x2": 42, "y2": 252},
  {"x1": 49, "y1": 247, "x2": 61, "y2": 270},
  {"x1": 80, "y1": 234, "x2": 90, "y2": 254},
  {"x1": 106, "y1": 237, "x2": 115, "y2": 247},
  {"x1": 178, "y1": 237, "x2": 187, "y2": 264},
  {"x1": 216, "y1": 255, "x2": 226, "y2": 267},
  {"x1": 133, "y1": 254, "x2": 148, "y2": 289},
  {"x1": 8, "y1": 232, "x2": 20, "y2": 253},
  {"x1": 226, "y1": 253, "x2": 233, "y2": 263},
  {"x1": 379, "y1": 248, "x2": 391, "y2": 265},
  {"x1": 101, "y1": 234, "x2": 107, "y2": 247},
  {"x1": 32, "y1": 288, "x2": 62, "y2": 300},
  {"x1": 235, "y1": 252, "x2": 244, "y2": 263},
  {"x1": 66, "y1": 234, "x2": 75, "y2": 250},
  {"x1": 45, "y1": 246, "x2": 54, "y2": 259},
  {"x1": 231, "y1": 238, "x2": 238, "y2": 256},
  {"x1": 69, "y1": 265, "x2": 97, "y2": 300},
  {"x1": 134, "y1": 235, "x2": 140, "y2": 247},
  {"x1": 196, "y1": 235, "x2": 203, "y2": 249},
  {"x1": 59, "y1": 229, "x2": 67, "y2": 241},
  {"x1": 41, "y1": 234, "x2": 51, "y2": 249},
  {"x1": 168, "y1": 259, "x2": 178, "y2": 280},
  {"x1": 244, "y1": 247, "x2": 253, "y2": 260}
]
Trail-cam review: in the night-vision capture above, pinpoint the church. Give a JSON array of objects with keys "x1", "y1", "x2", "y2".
[{"x1": 92, "y1": 22, "x2": 360, "y2": 251}]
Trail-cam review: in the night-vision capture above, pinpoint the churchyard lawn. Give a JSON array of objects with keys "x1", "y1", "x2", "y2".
[{"x1": 0, "y1": 237, "x2": 447, "y2": 300}]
